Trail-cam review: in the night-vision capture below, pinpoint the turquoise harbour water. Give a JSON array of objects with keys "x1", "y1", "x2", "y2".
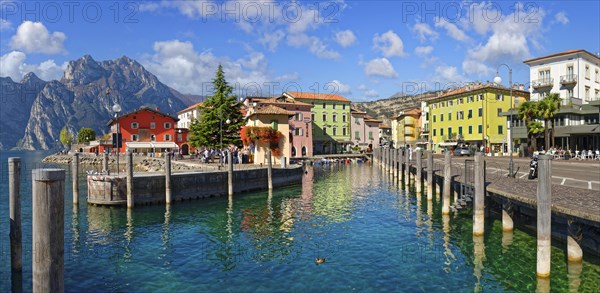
[{"x1": 1, "y1": 150, "x2": 599, "y2": 292}]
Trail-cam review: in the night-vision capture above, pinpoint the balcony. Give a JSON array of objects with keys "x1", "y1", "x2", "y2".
[
  {"x1": 561, "y1": 97, "x2": 582, "y2": 107},
  {"x1": 560, "y1": 75, "x2": 577, "y2": 86},
  {"x1": 532, "y1": 78, "x2": 553, "y2": 89},
  {"x1": 404, "y1": 128, "x2": 414, "y2": 135}
]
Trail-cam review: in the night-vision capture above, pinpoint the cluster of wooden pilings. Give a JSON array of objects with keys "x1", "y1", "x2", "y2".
[
  {"x1": 7, "y1": 150, "x2": 279, "y2": 292},
  {"x1": 371, "y1": 148, "x2": 586, "y2": 287}
]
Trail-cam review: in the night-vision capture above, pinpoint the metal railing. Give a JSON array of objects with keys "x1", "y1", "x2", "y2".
[
  {"x1": 560, "y1": 74, "x2": 577, "y2": 84},
  {"x1": 532, "y1": 78, "x2": 553, "y2": 88}
]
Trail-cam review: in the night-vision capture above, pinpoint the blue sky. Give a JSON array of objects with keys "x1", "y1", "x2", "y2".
[{"x1": 1, "y1": 0, "x2": 599, "y2": 102}]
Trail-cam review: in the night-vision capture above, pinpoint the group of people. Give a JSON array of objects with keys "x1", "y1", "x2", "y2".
[{"x1": 191, "y1": 145, "x2": 255, "y2": 164}]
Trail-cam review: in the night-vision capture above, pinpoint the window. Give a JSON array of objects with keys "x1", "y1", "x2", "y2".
[
  {"x1": 596, "y1": 69, "x2": 599, "y2": 83},
  {"x1": 177, "y1": 133, "x2": 183, "y2": 142},
  {"x1": 433, "y1": 115, "x2": 436, "y2": 122},
  {"x1": 567, "y1": 65, "x2": 574, "y2": 78},
  {"x1": 433, "y1": 129, "x2": 437, "y2": 136},
  {"x1": 448, "y1": 100, "x2": 453, "y2": 106},
  {"x1": 496, "y1": 94, "x2": 504, "y2": 101},
  {"x1": 440, "y1": 114, "x2": 444, "y2": 122},
  {"x1": 164, "y1": 122, "x2": 171, "y2": 129},
  {"x1": 299, "y1": 128, "x2": 303, "y2": 136},
  {"x1": 295, "y1": 112, "x2": 303, "y2": 121},
  {"x1": 468, "y1": 109, "x2": 473, "y2": 119},
  {"x1": 478, "y1": 125, "x2": 482, "y2": 134},
  {"x1": 498, "y1": 125, "x2": 503, "y2": 134},
  {"x1": 333, "y1": 127, "x2": 337, "y2": 136},
  {"x1": 343, "y1": 104, "x2": 346, "y2": 110},
  {"x1": 497, "y1": 108, "x2": 502, "y2": 116},
  {"x1": 150, "y1": 122, "x2": 155, "y2": 129},
  {"x1": 355, "y1": 117, "x2": 359, "y2": 124},
  {"x1": 323, "y1": 114, "x2": 327, "y2": 121},
  {"x1": 468, "y1": 96, "x2": 474, "y2": 103},
  {"x1": 332, "y1": 103, "x2": 336, "y2": 109},
  {"x1": 440, "y1": 128, "x2": 444, "y2": 136},
  {"x1": 368, "y1": 131, "x2": 373, "y2": 139},
  {"x1": 150, "y1": 134, "x2": 156, "y2": 141},
  {"x1": 333, "y1": 114, "x2": 337, "y2": 122},
  {"x1": 342, "y1": 115, "x2": 347, "y2": 122},
  {"x1": 342, "y1": 127, "x2": 347, "y2": 136},
  {"x1": 585, "y1": 86, "x2": 590, "y2": 101},
  {"x1": 322, "y1": 103, "x2": 326, "y2": 109},
  {"x1": 131, "y1": 122, "x2": 139, "y2": 129},
  {"x1": 478, "y1": 94, "x2": 484, "y2": 101},
  {"x1": 164, "y1": 134, "x2": 172, "y2": 141},
  {"x1": 294, "y1": 127, "x2": 303, "y2": 136},
  {"x1": 585, "y1": 65, "x2": 590, "y2": 79},
  {"x1": 312, "y1": 113, "x2": 315, "y2": 121},
  {"x1": 458, "y1": 126, "x2": 463, "y2": 135},
  {"x1": 271, "y1": 120, "x2": 278, "y2": 130},
  {"x1": 448, "y1": 112, "x2": 452, "y2": 121},
  {"x1": 457, "y1": 111, "x2": 464, "y2": 120},
  {"x1": 355, "y1": 131, "x2": 360, "y2": 140},
  {"x1": 323, "y1": 127, "x2": 327, "y2": 135},
  {"x1": 457, "y1": 98, "x2": 463, "y2": 104},
  {"x1": 448, "y1": 127, "x2": 452, "y2": 139},
  {"x1": 468, "y1": 126, "x2": 473, "y2": 134},
  {"x1": 478, "y1": 108, "x2": 483, "y2": 117},
  {"x1": 131, "y1": 134, "x2": 139, "y2": 141}
]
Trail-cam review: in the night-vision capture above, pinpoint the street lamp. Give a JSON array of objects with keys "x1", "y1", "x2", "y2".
[
  {"x1": 219, "y1": 106, "x2": 231, "y2": 166},
  {"x1": 494, "y1": 64, "x2": 515, "y2": 178},
  {"x1": 111, "y1": 89, "x2": 122, "y2": 176}
]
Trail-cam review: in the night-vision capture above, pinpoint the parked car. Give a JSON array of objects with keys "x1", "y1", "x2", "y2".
[{"x1": 454, "y1": 147, "x2": 473, "y2": 156}]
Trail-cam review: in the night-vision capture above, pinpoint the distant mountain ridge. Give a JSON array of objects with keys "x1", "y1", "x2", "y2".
[{"x1": 351, "y1": 91, "x2": 441, "y2": 125}]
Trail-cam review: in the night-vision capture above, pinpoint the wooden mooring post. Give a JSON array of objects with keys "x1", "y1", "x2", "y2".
[
  {"x1": 228, "y1": 151, "x2": 234, "y2": 196},
  {"x1": 404, "y1": 149, "x2": 410, "y2": 184},
  {"x1": 32, "y1": 168, "x2": 65, "y2": 293},
  {"x1": 126, "y1": 151, "x2": 134, "y2": 209},
  {"x1": 426, "y1": 151, "x2": 433, "y2": 200},
  {"x1": 71, "y1": 153, "x2": 79, "y2": 205},
  {"x1": 415, "y1": 149, "x2": 422, "y2": 193},
  {"x1": 442, "y1": 151, "x2": 451, "y2": 215},
  {"x1": 267, "y1": 150, "x2": 273, "y2": 190},
  {"x1": 473, "y1": 152, "x2": 485, "y2": 236},
  {"x1": 9, "y1": 158, "x2": 22, "y2": 273},
  {"x1": 537, "y1": 154, "x2": 552, "y2": 278},
  {"x1": 165, "y1": 152, "x2": 172, "y2": 204}
]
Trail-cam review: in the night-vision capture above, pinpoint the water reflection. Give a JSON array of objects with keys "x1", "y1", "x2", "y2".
[
  {"x1": 473, "y1": 235, "x2": 486, "y2": 292},
  {"x1": 536, "y1": 276, "x2": 550, "y2": 293},
  {"x1": 442, "y1": 214, "x2": 455, "y2": 272},
  {"x1": 502, "y1": 230, "x2": 513, "y2": 252},
  {"x1": 568, "y1": 261, "x2": 583, "y2": 292}
]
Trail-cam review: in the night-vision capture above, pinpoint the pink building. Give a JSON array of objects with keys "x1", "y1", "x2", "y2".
[{"x1": 351, "y1": 108, "x2": 381, "y2": 151}]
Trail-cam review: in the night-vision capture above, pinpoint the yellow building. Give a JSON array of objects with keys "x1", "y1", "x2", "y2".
[
  {"x1": 428, "y1": 83, "x2": 529, "y2": 153},
  {"x1": 391, "y1": 107, "x2": 422, "y2": 148},
  {"x1": 246, "y1": 105, "x2": 293, "y2": 165}
]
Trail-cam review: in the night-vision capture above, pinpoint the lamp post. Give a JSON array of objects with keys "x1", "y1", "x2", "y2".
[
  {"x1": 219, "y1": 106, "x2": 231, "y2": 166},
  {"x1": 110, "y1": 89, "x2": 122, "y2": 176},
  {"x1": 494, "y1": 64, "x2": 515, "y2": 178}
]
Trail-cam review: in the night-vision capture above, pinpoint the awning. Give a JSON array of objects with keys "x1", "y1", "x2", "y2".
[{"x1": 125, "y1": 142, "x2": 178, "y2": 149}]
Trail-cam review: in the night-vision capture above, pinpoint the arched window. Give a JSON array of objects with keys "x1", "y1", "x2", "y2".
[
  {"x1": 302, "y1": 146, "x2": 307, "y2": 156},
  {"x1": 291, "y1": 146, "x2": 297, "y2": 157}
]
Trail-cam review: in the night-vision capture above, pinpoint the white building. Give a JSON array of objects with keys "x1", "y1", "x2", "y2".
[
  {"x1": 177, "y1": 102, "x2": 202, "y2": 129},
  {"x1": 524, "y1": 49, "x2": 600, "y2": 105}
]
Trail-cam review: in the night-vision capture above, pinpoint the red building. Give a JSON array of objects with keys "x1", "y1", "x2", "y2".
[{"x1": 107, "y1": 106, "x2": 191, "y2": 155}]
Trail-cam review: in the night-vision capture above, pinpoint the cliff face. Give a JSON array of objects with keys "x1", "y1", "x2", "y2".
[
  {"x1": 351, "y1": 92, "x2": 440, "y2": 125},
  {"x1": 9, "y1": 55, "x2": 188, "y2": 150}
]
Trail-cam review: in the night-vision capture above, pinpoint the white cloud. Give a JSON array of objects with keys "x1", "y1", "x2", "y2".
[
  {"x1": 363, "y1": 58, "x2": 397, "y2": 78},
  {"x1": 0, "y1": 18, "x2": 12, "y2": 31},
  {"x1": 434, "y1": 18, "x2": 468, "y2": 41},
  {"x1": 554, "y1": 12, "x2": 569, "y2": 25},
  {"x1": 139, "y1": 0, "x2": 217, "y2": 18},
  {"x1": 0, "y1": 51, "x2": 67, "y2": 81},
  {"x1": 329, "y1": 80, "x2": 351, "y2": 94},
  {"x1": 433, "y1": 65, "x2": 464, "y2": 83},
  {"x1": 335, "y1": 30, "x2": 357, "y2": 47},
  {"x1": 373, "y1": 30, "x2": 406, "y2": 58},
  {"x1": 462, "y1": 3, "x2": 545, "y2": 76},
  {"x1": 259, "y1": 30, "x2": 285, "y2": 52},
  {"x1": 10, "y1": 21, "x2": 66, "y2": 54},
  {"x1": 365, "y1": 89, "x2": 379, "y2": 97},
  {"x1": 414, "y1": 46, "x2": 433, "y2": 56},
  {"x1": 412, "y1": 22, "x2": 438, "y2": 42},
  {"x1": 357, "y1": 84, "x2": 367, "y2": 91},
  {"x1": 287, "y1": 34, "x2": 340, "y2": 59},
  {"x1": 142, "y1": 39, "x2": 297, "y2": 96}
]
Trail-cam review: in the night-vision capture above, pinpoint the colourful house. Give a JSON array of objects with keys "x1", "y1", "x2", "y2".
[
  {"x1": 107, "y1": 106, "x2": 187, "y2": 156},
  {"x1": 285, "y1": 91, "x2": 352, "y2": 154},
  {"x1": 391, "y1": 107, "x2": 423, "y2": 149},
  {"x1": 245, "y1": 104, "x2": 294, "y2": 165},
  {"x1": 350, "y1": 108, "x2": 380, "y2": 151},
  {"x1": 427, "y1": 83, "x2": 529, "y2": 153}
]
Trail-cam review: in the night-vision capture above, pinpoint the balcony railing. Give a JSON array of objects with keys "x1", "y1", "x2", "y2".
[
  {"x1": 532, "y1": 78, "x2": 553, "y2": 89},
  {"x1": 560, "y1": 74, "x2": 577, "y2": 85},
  {"x1": 561, "y1": 97, "x2": 582, "y2": 106}
]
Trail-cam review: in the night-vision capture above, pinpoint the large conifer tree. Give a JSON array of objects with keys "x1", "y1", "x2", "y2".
[{"x1": 189, "y1": 65, "x2": 244, "y2": 149}]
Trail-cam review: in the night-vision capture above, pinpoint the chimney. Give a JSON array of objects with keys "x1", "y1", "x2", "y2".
[{"x1": 519, "y1": 84, "x2": 525, "y2": 90}]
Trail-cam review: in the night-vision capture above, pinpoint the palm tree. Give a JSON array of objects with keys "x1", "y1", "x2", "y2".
[
  {"x1": 546, "y1": 93, "x2": 562, "y2": 147},
  {"x1": 538, "y1": 97, "x2": 559, "y2": 151},
  {"x1": 528, "y1": 121, "x2": 544, "y2": 152},
  {"x1": 517, "y1": 101, "x2": 539, "y2": 149}
]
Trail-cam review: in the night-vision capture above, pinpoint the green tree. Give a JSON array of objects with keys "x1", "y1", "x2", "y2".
[
  {"x1": 77, "y1": 127, "x2": 96, "y2": 143},
  {"x1": 517, "y1": 101, "x2": 539, "y2": 148},
  {"x1": 59, "y1": 126, "x2": 73, "y2": 148},
  {"x1": 545, "y1": 93, "x2": 562, "y2": 148},
  {"x1": 528, "y1": 120, "x2": 544, "y2": 152},
  {"x1": 189, "y1": 65, "x2": 245, "y2": 149},
  {"x1": 538, "y1": 97, "x2": 559, "y2": 151}
]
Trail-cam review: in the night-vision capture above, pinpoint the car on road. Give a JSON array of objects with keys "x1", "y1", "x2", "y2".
[{"x1": 454, "y1": 147, "x2": 473, "y2": 156}]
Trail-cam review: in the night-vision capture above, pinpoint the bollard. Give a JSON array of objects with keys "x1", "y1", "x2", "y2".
[
  {"x1": 398, "y1": 149, "x2": 404, "y2": 180},
  {"x1": 71, "y1": 153, "x2": 79, "y2": 205},
  {"x1": 396, "y1": 149, "x2": 401, "y2": 177},
  {"x1": 473, "y1": 152, "x2": 485, "y2": 236},
  {"x1": 32, "y1": 169, "x2": 65, "y2": 293},
  {"x1": 103, "y1": 152, "x2": 109, "y2": 174},
  {"x1": 405, "y1": 150, "x2": 410, "y2": 183},
  {"x1": 165, "y1": 152, "x2": 172, "y2": 205},
  {"x1": 383, "y1": 148, "x2": 388, "y2": 171},
  {"x1": 416, "y1": 149, "x2": 422, "y2": 193},
  {"x1": 390, "y1": 148, "x2": 395, "y2": 175},
  {"x1": 267, "y1": 150, "x2": 273, "y2": 190},
  {"x1": 502, "y1": 201, "x2": 513, "y2": 232},
  {"x1": 426, "y1": 151, "x2": 433, "y2": 200},
  {"x1": 567, "y1": 222, "x2": 583, "y2": 263},
  {"x1": 442, "y1": 151, "x2": 451, "y2": 215},
  {"x1": 228, "y1": 151, "x2": 234, "y2": 196},
  {"x1": 9, "y1": 158, "x2": 22, "y2": 272},
  {"x1": 537, "y1": 154, "x2": 552, "y2": 278},
  {"x1": 126, "y1": 151, "x2": 134, "y2": 209}
]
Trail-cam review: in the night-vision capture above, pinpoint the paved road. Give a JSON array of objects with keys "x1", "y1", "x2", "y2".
[{"x1": 432, "y1": 154, "x2": 600, "y2": 191}]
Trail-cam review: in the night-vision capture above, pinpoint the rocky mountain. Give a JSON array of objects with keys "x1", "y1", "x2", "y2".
[
  {"x1": 0, "y1": 73, "x2": 47, "y2": 150},
  {"x1": 1, "y1": 55, "x2": 189, "y2": 150},
  {"x1": 352, "y1": 91, "x2": 441, "y2": 125}
]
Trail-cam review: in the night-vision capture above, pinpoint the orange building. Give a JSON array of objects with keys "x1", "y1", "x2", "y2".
[{"x1": 107, "y1": 106, "x2": 191, "y2": 155}]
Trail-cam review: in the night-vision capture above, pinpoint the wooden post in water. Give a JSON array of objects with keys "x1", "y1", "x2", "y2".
[
  {"x1": 398, "y1": 149, "x2": 404, "y2": 180},
  {"x1": 9, "y1": 158, "x2": 22, "y2": 272},
  {"x1": 165, "y1": 152, "x2": 172, "y2": 205},
  {"x1": 395, "y1": 149, "x2": 401, "y2": 177},
  {"x1": 103, "y1": 152, "x2": 109, "y2": 174},
  {"x1": 32, "y1": 168, "x2": 65, "y2": 293},
  {"x1": 126, "y1": 151, "x2": 134, "y2": 209},
  {"x1": 71, "y1": 153, "x2": 79, "y2": 205},
  {"x1": 390, "y1": 148, "x2": 395, "y2": 175},
  {"x1": 473, "y1": 152, "x2": 485, "y2": 236},
  {"x1": 416, "y1": 149, "x2": 422, "y2": 193},
  {"x1": 267, "y1": 150, "x2": 273, "y2": 190},
  {"x1": 537, "y1": 154, "x2": 552, "y2": 278},
  {"x1": 443, "y1": 151, "x2": 451, "y2": 215},
  {"x1": 404, "y1": 149, "x2": 410, "y2": 184},
  {"x1": 426, "y1": 151, "x2": 433, "y2": 200},
  {"x1": 228, "y1": 151, "x2": 234, "y2": 196}
]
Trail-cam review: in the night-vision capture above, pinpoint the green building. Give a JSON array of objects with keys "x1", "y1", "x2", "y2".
[{"x1": 285, "y1": 92, "x2": 352, "y2": 154}]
